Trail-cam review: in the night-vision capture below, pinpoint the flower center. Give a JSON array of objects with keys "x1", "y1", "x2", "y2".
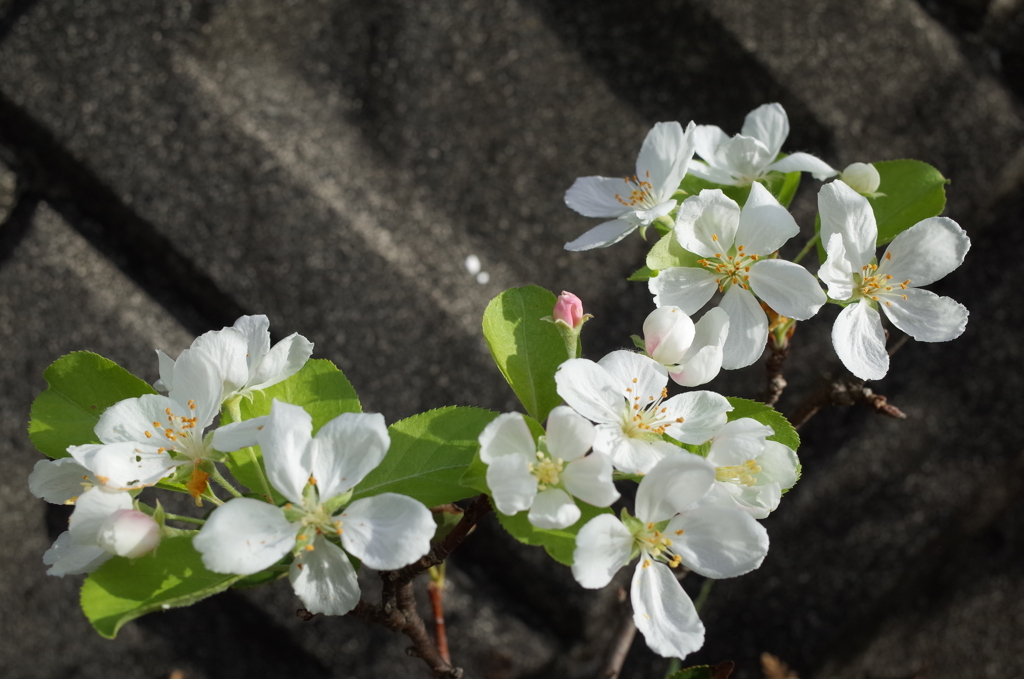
[
  {"x1": 854, "y1": 261, "x2": 909, "y2": 307},
  {"x1": 528, "y1": 452, "x2": 564, "y2": 489},
  {"x1": 615, "y1": 172, "x2": 657, "y2": 209},
  {"x1": 622, "y1": 379, "x2": 684, "y2": 438},
  {"x1": 697, "y1": 242, "x2": 760, "y2": 292},
  {"x1": 144, "y1": 400, "x2": 207, "y2": 460},
  {"x1": 636, "y1": 522, "x2": 683, "y2": 568},
  {"x1": 715, "y1": 459, "x2": 761, "y2": 486}
]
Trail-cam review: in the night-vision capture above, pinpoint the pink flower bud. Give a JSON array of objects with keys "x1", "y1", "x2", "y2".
[
  {"x1": 96, "y1": 509, "x2": 161, "y2": 558},
  {"x1": 553, "y1": 291, "x2": 585, "y2": 328}
]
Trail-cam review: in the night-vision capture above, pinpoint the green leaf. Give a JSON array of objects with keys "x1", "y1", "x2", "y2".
[
  {"x1": 646, "y1": 232, "x2": 703, "y2": 272},
  {"x1": 763, "y1": 170, "x2": 802, "y2": 208},
  {"x1": 628, "y1": 265, "x2": 656, "y2": 282},
  {"x1": 81, "y1": 536, "x2": 245, "y2": 639},
  {"x1": 229, "y1": 359, "x2": 361, "y2": 497},
  {"x1": 666, "y1": 667, "x2": 713, "y2": 679},
  {"x1": 678, "y1": 174, "x2": 750, "y2": 205},
  {"x1": 351, "y1": 406, "x2": 499, "y2": 507},
  {"x1": 495, "y1": 500, "x2": 611, "y2": 566},
  {"x1": 867, "y1": 159, "x2": 948, "y2": 245},
  {"x1": 482, "y1": 286, "x2": 567, "y2": 423},
  {"x1": 29, "y1": 352, "x2": 156, "y2": 459},
  {"x1": 725, "y1": 397, "x2": 800, "y2": 451}
]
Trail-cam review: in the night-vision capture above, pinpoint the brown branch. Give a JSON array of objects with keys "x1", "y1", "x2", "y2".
[
  {"x1": 762, "y1": 333, "x2": 790, "y2": 407},
  {"x1": 427, "y1": 577, "x2": 450, "y2": 664},
  {"x1": 790, "y1": 375, "x2": 906, "y2": 431}
]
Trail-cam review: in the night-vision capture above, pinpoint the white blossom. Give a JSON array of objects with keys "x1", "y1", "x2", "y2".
[
  {"x1": 817, "y1": 180, "x2": 970, "y2": 380},
  {"x1": 193, "y1": 400, "x2": 435, "y2": 616},
  {"x1": 564, "y1": 121, "x2": 696, "y2": 251},
  {"x1": 478, "y1": 406, "x2": 619, "y2": 530},
  {"x1": 555, "y1": 350, "x2": 731, "y2": 475},
  {"x1": 572, "y1": 455, "x2": 768, "y2": 659},
  {"x1": 689, "y1": 103, "x2": 836, "y2": 186},
  {"x1": 642, "y1": 306, "x2": 729, "y2": 387},
  {"x1": 650, "y1": 184, "x2": 827, "y2": 369},
  {"x1": 839, "y1": 162, "x2": 883, "y2": 197}
]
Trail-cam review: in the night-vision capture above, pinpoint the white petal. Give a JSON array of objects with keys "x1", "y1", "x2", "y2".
[
  {"x1": 479, "y1": 412, "x2": 536, "y2": 464},
  {"x1": 685, "y1": 308, "x2": 731, "y2": 361},
  {"x1": 564, "y1": 219, "x2": 636, "y2": 251},
  {"x1": 571, "y1": 514, "x2": 634, "y2": 588},
  {"x1": 190, "y1": 327, "x2": 250, "y2": 395},
  {"x1": 545, "y1": 406, "x2": 596, "y2": 462},
  {"x1": 339, "y1": 493, "x2": 435, "y2": 570},
  {"x1": 719, "y1": 135, "x2": 774, "y2": 181},
  {"x1": 69, "y1": 442, "x2": 182, "y2": 490},
  {"x1": 644, "y1": 306, "x2": 696, "y2": 366},
  {"x1": 818, "y1": 180, "x2": 877, "y2": 271},
  {"x1": 747, "y1": 259, "x2": 826, "y2": 320},
  {"x1": 629, "y1": 200, "x2": 677, "y2": 228},
  {"x1": 599, "y1": 431, "x2": 676, "y2": 476},
  {"x1": 289, "y1": 534, "x2": 360, "y2": 616},
  {"x1": 96, "y1": 509, "x2": 162, "y2": 558},
  {"x1": 43, "y1": 532, "x2": 112, "y2": 577},
  {"x1": 564, "y1": 176, "x2": 634, "y2": 219},
  {"x1": 636, "y1": 121, "x2": 695, "y2": 202},
  {"x1": 631, "y1": 560, "x2": 705, "y2": 659},
  {"x1": 166, "y1": 348, "x2": 223, "y2": 428},
  {"x1": 766, "y1": 152, "x2": 837, "y2": 180},
  {"x1": 741, "y1": 103, "x2": 789, "y2": 160},
  {"x1": 833, "y1": 301, "x2": 889, "y2": 380},
  {"x1": 247, "y1": 333, "x2": 315, "y2": 392},
  {"x1": 598, "y1": 351, "x2": 667, "y2": 408},
  {"x1": 635, "y1": 454, "x2": 716, "y2": 523},
  {"x1": 230, "y1": 315, "x2": 272, "y2": 369},
  {"x1": 668, "y1": 505, "x2": 768, "y2": 578},
  {"x1": 686, "y1": 159, "x2": 737, "y2": 185},
  {"x1": 882, "y1": 288, "x2": 969, "y2": 342},
  {"x1": 311, "y1": 412, "x2": 390, "y2": 501},
  {"x1": 211, "y1": 416, "x2": 267, "y2": 453},
  {"x1": 718, "y1": 287, "x2": 768, "y2": 370},
  {"x1": 692, "y1": 125, "x2": 730, "y2": 166},
  {"x1": 706, "y1": 418, "x2": 774, "y2": 467},
  {"x1": 29, "y1": 458, "x2": 94, "y2": 504},
  {"x1": 155, "y1": 349, "x2": 175, "y2": 393},
  {"x1": 877, "y1": 217, "x2": 970, "y2": 287},
  {"x1": 68, "y1": 487, "x2": 134, "y2": 546},
  {"x1": 672, "y1": 308, "x2": 729, "y2": 387},
  {"x1": 528, "y1": 488, "x2": 581, "y2": 530},
  {"x1": 486, "y1": 454, "x2": 538, "y2": 515},
  {"x1": 673, "y1": 189, "x2": 741, "y2": 256},
  {"x1": 555, "y1": 359, "x2": 625, "y2": 425},
  {"x1": 736, "y1": 182, "x2": 800, "y2": 256},
  {"x1": 662, "y1": 391, "x2": 731, "y2": 445},
  {"x1": 757, "y1": 441, "x2": 800, "y2": 491},
  {"x1": 194, "y1": 498, "x2": 298, "y2": 575},
  {"x1": 649, "y1": 267, "x2": 719, "y2": 316},
  {"x1": 260, "y1": 400, "x2": 315, "y2": 505},
  {"x1": 95, "y1": 394, "x2": 176, "y2": 444},
  {"x1": 562, "y1": 452, "x2": 620, "y2": 507},
  {"x1": 818, "y1": 232, "x2": 856, "y2": 300}
]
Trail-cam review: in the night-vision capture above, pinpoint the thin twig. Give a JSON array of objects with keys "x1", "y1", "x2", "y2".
[
  {"x1": 427, "y1": 570, "x2": 450, "y2": 664},
  {"x1": 790, "y1": 375, "x2": 906, "y2": 431},
  {"x1": 762, "y1": 333, "x2": 790, "y2": 406},
  {"x1": 598, "y1": 588, "x2": 636, "y2": 679}
]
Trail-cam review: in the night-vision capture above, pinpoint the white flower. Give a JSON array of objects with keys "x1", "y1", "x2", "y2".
[
  {"x1": 193, "y1": 400, "x2": 435, "y2": 616},
  {"x1": 642, "y1": 306, "x2": 730, "y2": 387},
  {"x1": 839, "y1": 162, "x2": 883, "y2": 197},
  {"x1": 650, "y1": 184, "x2": 827, "y2": 369},
  {"x1": 564, "y1": 121, "x2": 697, "y2": 251},
  {"x1": 29, "y1": 458, "x2": 161, "y2": 575},
  {"x1": 478, "y1": 406, "x2": 619, "y2": 530},
  {"x1": 555, "y1": 351, "x2": 731, "y2": 475},
  {"x1": 68, "y1": 348, "x2": 263, "y2": 500},
  {"x1": 689, "y1": 103, "x2": 836, "y2": 186},
  {"x1": 572, "y1": 455, "x2": 768, "y2": 659},
  {"x1": 700, "y1": 419, "x2": 799, "y2": 519},
  {"x1": 156, "y1": 314, "x2": 313, "y2": 402},
  {"x1": 817, "y1": 180, "x2": 970, "y2": 380}
]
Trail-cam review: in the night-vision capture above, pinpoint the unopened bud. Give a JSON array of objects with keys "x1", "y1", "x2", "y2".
[
  {"x1": 841, "y1": 163, "x2": 881, "y2": 196},
  {"x1": 552, "y1": 291, "x2": 585, "y2": 329},
  {"x1": 96, "y1": 509, "x2": 161, "y2": 558},
  {"x1": 643, "y1": 306, "x2": 695, "y2": 366}
]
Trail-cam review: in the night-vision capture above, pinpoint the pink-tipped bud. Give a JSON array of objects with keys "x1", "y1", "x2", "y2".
[
  {"x1": 553, "y1": 291, "x2": 585, "y2": 328},
  {"x1": 96, "y1": 509, "x2": 161, "y2": 558}
]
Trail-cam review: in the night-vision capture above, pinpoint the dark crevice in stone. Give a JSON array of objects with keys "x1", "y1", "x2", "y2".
[
  {"x1": 0, "y1": 192, "x2": 36, "y2": 271},
  {"x1": 0, "y1": 89, "x2": 247, "y2": 337}
]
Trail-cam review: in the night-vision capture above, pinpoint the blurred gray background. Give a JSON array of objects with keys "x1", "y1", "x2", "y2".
[{"x1": 2, "y1": 1, "x2": 1023, "y2": 678}]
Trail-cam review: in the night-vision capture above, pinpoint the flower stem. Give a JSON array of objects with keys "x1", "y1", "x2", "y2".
[
  {"x1": 693, "y1": 578, "x2": 714, "y2": 612},
  {"x1": 224, "y1": 396, "x2": 275, "y2": 501},
  {"x1": 208, "y1": 464, "x2": 244, "y2": 499},
  {"x1": 137, "y1": 502, "x2": 206, "y2": 526},
  {"x1": 792, "y1": 233, "x2": 819, "y2": 265}
]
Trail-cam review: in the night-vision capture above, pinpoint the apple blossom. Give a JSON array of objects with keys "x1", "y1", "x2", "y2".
[
  {"x1": 642, "y1": 306, "x2": 730, "y2": 387},
  {"x1": 572, "y1": 455, "x2": 769, "y2": 659},
  {"x1": 817, "y1": 180, "x2": 970, "y2": 380},
  {"x1": 194, "y1": 400, "x2": 435, "y2": 616},
  {"x1": 689, "y1": 103, "x2": 836, "y2": 186},
  {"x1": 478, "y1": 406, "x2": 619, "y2": 529},
  {"x1": 564, "y1": 121, "x2": 696, "y2": 251},
  {"x1": 649, "y1": 184, "x2": 827, "y2": 369},
  {"x1": 555, "y1": 350, "x2": 731, "y2": 475},
  {"x1": 840, "y1": 162, "x2": 883, "y2": 197},
  {"x1": 156, "y1": 314, "x2": 313, "y2": 403}
]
